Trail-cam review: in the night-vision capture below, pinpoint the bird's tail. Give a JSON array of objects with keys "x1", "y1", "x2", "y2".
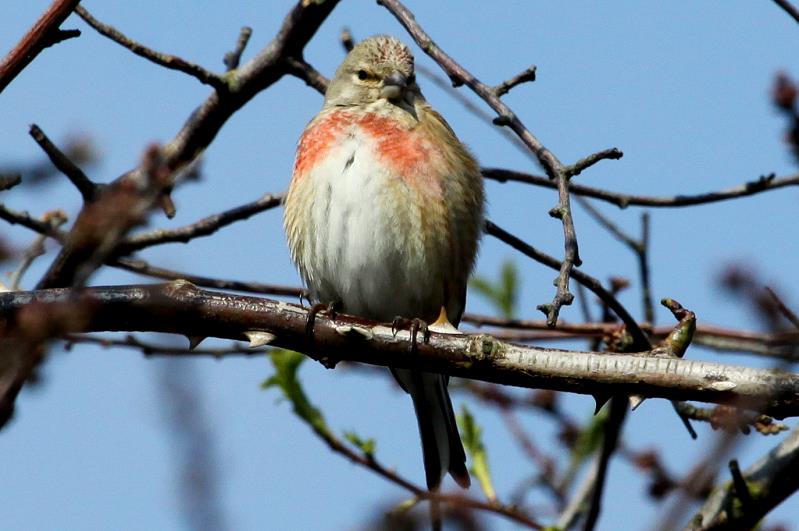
[{"x1": 394, "y1": 368, "x2": 471, "y2": 490}]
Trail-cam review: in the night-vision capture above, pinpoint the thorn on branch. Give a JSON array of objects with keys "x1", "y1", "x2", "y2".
[
  {"x1": 43, "y1": 28, "x2": 81, "y2": 48},
  {"x1": 493, "y1": 65, "x2": 537, "y2": 97},
  {"x1": 224, "y1": 26, "x2": 252, "y2": 71},
  {"x1": 29, "y1": 124, "x2": 100, "y2": 202}
]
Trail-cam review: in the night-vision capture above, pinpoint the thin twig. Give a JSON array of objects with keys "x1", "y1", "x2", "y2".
[
  {"x1": 484, "y1": 219, "x2": 649, "y2": 350},
  {"x1": 223, "y1": 26, "x2": 252, "y2": 71},
  {"x1": 8, "y1": 211, "x2": 67, "y2": 289},
  {"x1": 765, "y1": 286, "x2": 799, "y2": 331},
  {"x1": 75, "y1": 6, "x2": 227, "y2": 91},
  {"x1": 29, "y1": 124, "x2": 99, "y2": 202},
  {"x1": 111, "y1": 257, "x2": 304, "y2": 298},
  {"x1": 63, "y1": 333, "x2": 264, "y2": 357},
  {"x1": 117, "y1": 192, "x2": 284, "y2": 254},
  {"x1": 483, "y1": 168, "x2": 799, "y2": 209},
  {"x1": 0, "y1": 203, "x2": 66, "y2": 241},
  {"x1": 493, "y1": 65, "x2": 537, "y2": 97},
  {"x1": 377, "y1": 0, "x2": 589, "y2": 328},
  {"x1": 0, "y1": 0, "x2": 82, "y2": 93},
  {"x1": 565, "y1": 148, "x2": 623, "y2": 178}
]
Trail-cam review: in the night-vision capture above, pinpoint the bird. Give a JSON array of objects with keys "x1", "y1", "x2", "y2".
[{"x1": 284, "y1": 35, "x2": 484, "y2": 495}]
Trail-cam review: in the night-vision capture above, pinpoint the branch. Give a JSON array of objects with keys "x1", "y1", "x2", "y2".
[
  {"x1": 111, "y1": 257, "x2": 304, "y2": 298},
  {"x1": 29, "y1": 124, "x2": 100, "y2": 202},
  {"x1": 687, "y1": 426, "x2": 799, "y2": 530},
  {"x1": 223, "y1": 26, "x2": 252, "y2": 71},
  {"x1": 75, "y1": 6, "x2": 227, "y2": 91},
  {"x1": 377, "y1": 0, "x2": 599, "y2": 327},
  {"x1": 484, "y1": 220, "x2": 650, "y2": 351},
  {"x1": 493, "y1": 65, "x2": 537, "y2": 97},
  {"x1": 483, "y1": 169, "x2": 799, "y2": 209},
  {"x1": 772, "y1": 0, "x2": 799, "y2": 24},
  {"x1": 117, "y1": 192, "x2": 284, "y2": 254},
  {"x1": 0, "y1": 0, "x2": 81, "y2": 93},
  {"x1": 4, "y1": 283, "x2": 799, "y2": 417}
]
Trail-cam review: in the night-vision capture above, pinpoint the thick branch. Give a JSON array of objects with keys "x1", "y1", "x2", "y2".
[{"x1": 3, "y1": 283, "x2": 799, "y2": 418}]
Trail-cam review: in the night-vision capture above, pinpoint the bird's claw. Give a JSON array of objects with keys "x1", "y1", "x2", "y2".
[
  {"x1": 391, "y1": 316, "x2": 430, "y2": 353},
  {"x1": 305, "y1": 301, "x2": 342, "y2": 338}
]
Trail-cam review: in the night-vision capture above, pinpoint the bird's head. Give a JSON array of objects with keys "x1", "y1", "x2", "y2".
[{"x1": 324, "y1": 35, "x2": 421, "y2": 110}]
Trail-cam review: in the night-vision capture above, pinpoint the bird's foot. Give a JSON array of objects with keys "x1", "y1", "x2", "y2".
[
  {"x1": 305, "y1": 301, "x2": 342, "y2": 337},
  {"x1": 391, "y1": 316, "x2": 431, "y2": 353}
]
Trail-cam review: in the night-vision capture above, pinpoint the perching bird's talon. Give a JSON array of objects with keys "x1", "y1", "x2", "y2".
[
  {"x1": 392, "y1": 316, "x2": 430, "y2": 353},
  {"x1": 305, "y1": 301, "x2": 342, "y2": 337}
]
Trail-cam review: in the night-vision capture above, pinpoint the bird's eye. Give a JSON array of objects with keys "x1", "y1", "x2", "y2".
[{"x1": 357, "y1": 70, "x2": 369, "y2": 81}]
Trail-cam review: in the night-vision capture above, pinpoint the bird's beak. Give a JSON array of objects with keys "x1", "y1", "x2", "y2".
[{"x1": 380, "y1": 71, "x2": 408, "y2": 101}]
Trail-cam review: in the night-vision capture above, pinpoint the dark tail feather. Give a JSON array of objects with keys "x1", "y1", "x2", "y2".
[{"x1": 394, "y1": 368, "x2": 471, "y2": 490}]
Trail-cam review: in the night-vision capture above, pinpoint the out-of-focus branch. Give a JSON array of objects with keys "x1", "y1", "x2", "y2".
[
  {"x1": 29, "y1": 125, "x2": 100, "y2": 202},
  {"x1": 111, "y1": 257, "x2": 304, "y2": 298},
  {"x1": 483, "y1": 168, "x2": 799, "y2": 209},
  {"x1": 0, "y1": 0, "x2": 81, "y2": 94},
  {"x1": 772, "y1": 0, "x2": 799, "y2": 24},
  {"x1": 3, "y1": 283, "x2": 799, "y2": 417},
  {"x1": 687, "y1": 426, "x2": 799, "y2": 530}
]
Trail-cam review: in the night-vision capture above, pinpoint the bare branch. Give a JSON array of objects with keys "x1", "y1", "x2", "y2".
[
  {"x1": 223, "y1": 26, "x2": 252, "y2": 71},
  {"x1": 376, "y1": 0, "x2": 582, "y2": 327},
  {"x1": 772, "y1": 0, "x2": 799, "y2": 24},
  {"x1": 3, "y1": 283, "x2": 799, "y2": 417},
  {"x1": 0, "y1": 0, "x2": 81, "y2": 93},
  {"x1": 483, "y1": 169, "x2": 799, "y2": 209},
  {"x1": 75, "y1": 6, "x2": 227, "y2": 91},
  {"x1": 484, "y1": 220, "x2": 650, "y2": 351},
  {"x1": 29, "y1": 124, "x2": 99, "y2": 202},
  {"x1": 112, "y1": 257, "x2": 303, "y2": 298},
  {"x1": 117, "y1": 192, "x2": 284, "y2": 254},
  {"x1": 0, "y1": 174, "x2": 22, "y2": 191},
  {"x1": 493, "y1": 65, "x2": 537, "y2": 97},
  {"x1": 565, "y1": 148, "x2": 623, "y2": 178},
  {"x1": 688, "y1": 426, "x2": 799, "y2": 530}
]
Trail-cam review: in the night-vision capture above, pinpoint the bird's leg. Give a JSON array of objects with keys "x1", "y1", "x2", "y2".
[
  {"x1": 392, "y1": 316, "x2": 431, "y2": 353},
  {"x1": 305, "y1": 301, "x2": 342, "y2": 337}
]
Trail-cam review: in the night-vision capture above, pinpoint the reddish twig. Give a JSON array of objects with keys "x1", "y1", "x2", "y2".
[{"x1": 0, "y1": 0, "x2": 81, "y2": 93}]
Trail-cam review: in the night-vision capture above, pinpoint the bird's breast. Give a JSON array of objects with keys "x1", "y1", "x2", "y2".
[{"x1": 285, "y1": 109, "x2": 454, "y2": 321}]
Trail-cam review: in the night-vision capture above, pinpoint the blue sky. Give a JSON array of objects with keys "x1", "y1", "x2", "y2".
[{"x1": 1, "y1": 1, "x2": 798, "y2": 530}]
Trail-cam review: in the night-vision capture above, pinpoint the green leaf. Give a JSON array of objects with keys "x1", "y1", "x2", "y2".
[
  {"x1": 458, "y1": 404, "x2": 496, "y2": 501},
  {"x1": 470, "y1": 259, "x2": 519, "y2": 319},
  {"x1": 262, "y1": 349, "x2": 330, "y2": 437},
  {"x1": 571, "y1": 407, "x2": 609, "y2": 462},
  {"x1": 343, "y1": 430, "x2": 377, "y2": 457}
]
